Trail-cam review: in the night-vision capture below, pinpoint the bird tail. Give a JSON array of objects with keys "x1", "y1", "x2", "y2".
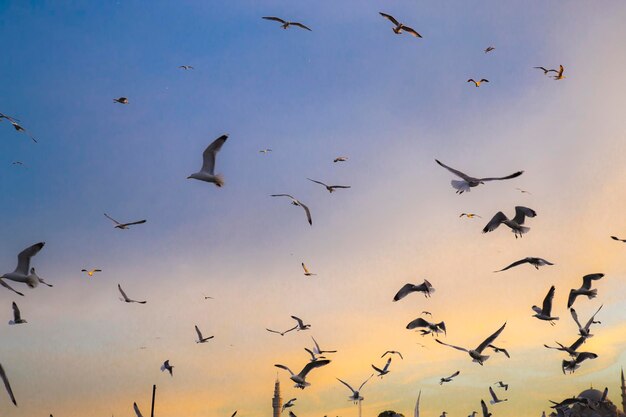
[
  {"x1": 451, "y1": 180, "x2": 470, "y2": 193},
  {"x1": 214, "y1": 174, "x2": 225, "y2": 187},
  {"x1": 25, "y1": 275, "x2": 39, "y2": 288},
  {"x1": 516, "y1": 226, "x2": 530, "y2": 235},
  {"x1": 587, "y1": 289, "x2": 598, "y2": 299}
]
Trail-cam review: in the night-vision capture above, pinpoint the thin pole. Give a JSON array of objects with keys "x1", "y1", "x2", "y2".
[
  {"x1": 358, "y1": 400, "x2": 362, "y2": 417},
  {"x1": 151, "y1": 384, "x2": 156, "y2": 417}
]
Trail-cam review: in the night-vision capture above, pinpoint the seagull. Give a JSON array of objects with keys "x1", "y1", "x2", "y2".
[
  {"x1": 488, "y1": 345, "x2": 510, "y2": 358},
  {"x1": 118, "y1": 284, "x2": 147, "y2": 304},
  {"x1": 0, "y1": 363, "x2": 16, "y2": 406},
  {"x1": 544, "y1": 336, "x2": 586, "y2": 357},
  {"x1": 270, "y1": 194, "x2": 312, "y2": 225},
  {"x1": 282, "y1": 398, "x2": 297, "y2": 412},
  {"x1": 570, "y1": 305, "x2": 602, "y2": 339},
  {"x1": 187, "y1": 134, "x2": 228, "y2": 187},
  {"x1": 178, "y1": 65, "x2": 194, "y2": 70},
  {"x1": 552, "y1": 65, "x2": 565, "y2": 80},
  {"x1": 494, "y1": 381, "x2": 508, "y2": 391},
  {"x1": 439, "y1": 370, "x2": 460, "y2": 385},
  {"x1": 484, "y1": 46, "x2": 495, "y2": 53},
  {"x1": 259, "y1": 149, "x2": 272, "y2": 154},
  {"x1": 468, "y1": 79, "x2": 489, "y2": 87},
  {"x1": 516, "y1": 187, "x2": 532, "y2": 194},
  {"x1": 460, "y1": 213, "x2": 482, "y2": 218},
  {"x1": 333, "y1": 157, "x2": 348, "y2": 163},
  {"x1": 304, "y1": 347, "x2": 326, "y2": 362},
  {"x1": 8, "y1": 302, "x2": 26, "y2": 325},
  {"x1": 435, "y1": 322, "x2": 507, "y2": 365},
  {"x1": 532, "y1": 285, "x2": 559, "y2": 325},
  {"x1": 104, "y1": 213, "x2": 146, "y2": 229},
  {"x1": 611, "y1": 236, "x2": 626, "y2": 242},
  {"x1": 393, "y1": 280, "x2": 435, "y2": 301},
  {"x1": 262, "y1": 17, "x2": 311, "y2": 31},
  {"x1": 1, "y1": 242, "x2": 45, "y2": 294},
  {"x1": 311, "y1": 337, "x2": 337, "y2": 355},
  {"x1": 133, "y1": 402, "x2": 144, "y2": 417},
  {"x1": 567, "y1": 273, "x2": 604, "y2": 308},
  {"x1": 11, "y1": 161, "x2": 24, "y2": 166},
  {"x1": 275, "y1": 359, "x2": 331, "y2": 389},
  {"x1": 307, "y1": 178, "x2": 351, "y2": 193},
  {"x1": 495, "y1": 257, "x2": 554, "y2": 272},
  {"x1": 371, "y1": 357, "x2": 392, "y2": 377},
  {"x1": 488, "y1": 386, "x2": 507, "y2": 404},
  {"x1": 562, "y1": 351, "x2": 597, "y2": 374},
  {"x1": 406, "y1": 318, "x2": 446, "y2": 337},
  {"x1": 4, "y1": 120, "x2": 37, "y2": 142},
  {"x1": 337, "y1": 374, "x2": 374, "y2": 403},
  {"x1": 113, "y1": 97, "x2": 128, "y2": 104},
  {"x1": 481, "y1": 400, "x2": 491, "y2": 417},
  {"x1": 435, "y1": 159, "x2": 523, "y2": 194},
  {"x1": 291, "y1": 315, "x2": 311, "y2": 331},
  {"x1": 381, "y1": 351, "x2": 403, "y2": 360},
  {"x1": 534, "y1": 67, "x2": 558, "y2": 75},
  {"x1": 302, "y1": 263, "x2": 316, "y2": 276},
  {"x1": 160, "y1": 360, "x2": 174, "y2": 376},
  {"x1": 195, "y1": 325, "x2": 214, "y2": 343},
  {"x1": 81, "y1": 269, "x2": 102, "y2": 277},
  {"x1": 379, "y1": 13, "x2": 422, "y2": 38},
  {"x1": 482, "y1": 206, "x2": 536, "y2": 238},
  {"x1": 266, "y1": 326, "x2": 297, "y2": 336}
]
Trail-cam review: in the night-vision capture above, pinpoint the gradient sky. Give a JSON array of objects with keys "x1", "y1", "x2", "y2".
[{"x1": 1, "y1": 1, "x2": 626, "y2": 416}]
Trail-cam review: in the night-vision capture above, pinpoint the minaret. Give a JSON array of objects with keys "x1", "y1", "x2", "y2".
[
  {"x1": 272, "y1": 376, "x2": 282, "y2": 417},
  {"x1": 621, "y1": 367, "x2": 626, "y2": 413}
]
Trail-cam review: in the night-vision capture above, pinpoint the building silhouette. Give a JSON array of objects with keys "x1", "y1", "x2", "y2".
[
  {"x1": 273, "y1": 376, "x2": 282, "y2": 417},
  {"x1": 622, "y1": 368, "x2": 626, "y2": 414}
]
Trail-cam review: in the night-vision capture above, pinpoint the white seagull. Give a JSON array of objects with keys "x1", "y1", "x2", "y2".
[
  {"x1": 275, "y1": 359, "x2": 331, "y2": 389},
  {"x1": 379, "y1": 13, "x2": 422, "y2": 37},
  {"x1": 567, "y1": 273, "x2": 604, "y2": 308},
  {"x1": 532, "y1": 285, "x2": 559, "y2": 325},
  {"x1": 118, "y1": 284, "x2": 147, "y2": 304},
  {"x1": 271, "y1": 194, "x2": 312, "y2": 225},
  {"x1": 282, "y1": 398, "x2": 297, "y2": 412},
  {"x1": 570, "y1": 305, "x2": 602, "y2": 339},
  {"x1": 406, "y1": 318, "x2": 446, "y2": 337},
  {"x1": 482, "y1": 206, "x2": 536, "y2": 238},
  {"x1": 307, "y1": 178, "x2": 351, "y2": 193},
  {"x1": 494, "y1": 257, "x2": 554, "y2": 272},
  {"x1": 195, "y1": 325, "x2": 214, "y2": 343},
  {"x1": 291, "y1": 315, "x2": 311, "y2": 331},
  {"x1": 393, "y1": 280, "x2": 435, "y2": 301},
  {"x1": 337, "y1": 374, "x2": 374, "y2": 403},
  {"x1": 435, "y1": 159, "x2": 523, "y2": 194},
  {"x1": 544, "y1": 336, "x2": 586, "y2": 357},
  {"x1": 439, "y1": 370, "x2": 460, "y2": 385},
  {"x1": 8, "y1": 302, "x2": 26, "y2": 325},
  {"x1": 262, "y1": 17, "x2": 311, "y2": 31},
  {"x1": 188, "y1": 134, "x2": 228, "y2": 187},
  {"x1": 562, "y1": 351, "x2": 597, "y2": 374},
  {"x1": 371, "y1": 357, "x2": 392, "y2": 377},
  {"x1": 1, "y1": 242, "x2": 46, "y2": 295},
  {"x1": 435, "y1": 322, "x2": 507, "y2": 365},
  {"x1": 104, "y1": 213, "x2": 146, "y2": 229},
  {"x1": 161, "y1": 360, "x2": 174, "y2": 376}
]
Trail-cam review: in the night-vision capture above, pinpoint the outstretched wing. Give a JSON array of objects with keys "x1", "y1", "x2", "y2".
[
  {"x1": 379, "y1": 12, "x2": 399, "y2": 26},
  {"x1": 400, "y1": 25, "x2": 422, "y2": 38},
  {"x1": 262, "y1": 16, "x2": 287, "y2": 24},
  {"x1": 299, "y1": 202, "x2": 313, "y2": 226},
  {"x1": 435, "y1": 159, "x2": 473, "y2": 181},
  {"x1": 393, "y1": 283, "x2": 417, "y2": 301},
  {"x1": 11, "y1": 302, "x2": 21, "y2": 322},
  {"x1": 581, "y1": 273, "x2": 603, "y2": 290},
  {"x1": 584, "y1": 304, "x2": 603, "y2": 330},
  {"x1": 274, "y1": 364, "x2": 295, "y2": 376},
  {"x1": 123, "y1": 220, "x2": 147, "y2": 227},
  {"x1": 0, "y1": 279, "x2": 24, "y2": 296},
  {"x1": 542, "y1": 286, "x2": 555, "y2": 315},
  {"x1": 406, "y1": 317, "x2": 430, "y2": 330},
  {"x1": 570, "y1": 308, "x2": 583, "y2": 331},
  {"x1": 448, "y1": 370, "x2": 460, "y2": 379},
  {"x1": 118, "y1": 284, "x2": 129, "y2": 301},
  {"x1": 359, "y1": 374, "x2": 374, "y2": 391},
  {"x1": 481, "y1": 400, "x2": 490, "y2": 417},
  {"x1": 291, "y1": 316, "x2": 305, "y2": 327},
  {"x1": 291, "y1": 22, "x2": 312, "y2": 31},
  {"x1": 201, "y1": 134, "x2": 228, "y2": 175},
  {"x1": 133, "y1": 402, "x2": 144, "y2": 417},
  {"x1": 0, "y1": 363, "x2": 17, "y2": 406},
  {"x1": 478, "y1": 171, "x2": 524, "y2": 182},
  {"x1": 482, "y1": 212, "x2": 507, "y2": 233},
  {"x1": 336, "y1": 377, "x2": 357, "y2": 394},
  {"x1": 512, "y1": 206, "x2": 536, "y2": 225},
  {"x1": 302, "y1": 263, "x2": 310, "y2": 273},
  {"x1": 298, "y1": 359, "x2": 331, "y2": 378},
  {"x1": 476, "y1": 322, "x2": 507, "y2": 353},
  {"x1": 195, "y1": 325, "x2": 203, "y2": 340},
  {"x1": 271, "y1": 194, "x2": 296, "y2": 199},
  {"x1": 435, "y1": 339, "x2": 469, "y2": 353},
  {"x1": 15, "y1": 242, "x2": 45, "y2": 275},
  {"x1": 104, "y1": 213, "x2": 121, "y2": 225},
  {"x1": 494, "y1": 258, "x2": 528, "y2": 272}
]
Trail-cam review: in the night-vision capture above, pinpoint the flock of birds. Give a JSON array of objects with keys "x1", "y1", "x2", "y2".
[{"x1": 0, "y1": 6, "x2": 622, "y2": 417}]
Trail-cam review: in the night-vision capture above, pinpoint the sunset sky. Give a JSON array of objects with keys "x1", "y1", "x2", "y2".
[{"x1": 1, "y1": 1, "x2": 626, "y2": 416}]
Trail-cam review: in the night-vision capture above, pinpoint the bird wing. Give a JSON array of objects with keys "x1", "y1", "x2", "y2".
[
  {"x1": 400, "y1": 25, "x2": 422, "y2": 38},
  {"x1": 382, "y1": 357, "x2": 392, "y2": 371},
  {"x1": 299, "y1": 202, "x2": 313, "y2": 226},
  {"x1": 576, "y1": 351, "x2": 598, "y2": 363},
  {"x1": 584, "y1": 304, "x2": 603, "y2": 330},
  {"x1": 478, "y1": 171, "x2": 524, "y2": 182},
  {"x1": 448, "y1": 370, "x2": 460, "y2": 379},
  {"x1": 359, "y1": 374, "x2": 374, "y2": 391},
  {"x1": 195, "y1": 325, "x2": 203, "y2": 340},
  {"x1": 495, "y1": 258, "x2": 528, "y2": 272},
  {"x1": 15, "y1": 242, "x2": 44, "y2": 275},
  {"x1": 569, "y1": 308, "x2": 583, "y2": 331},
  {"x1": 231, "y1": 411, "x2": 238, "y2": 417},
  {"x1": 118, "y1": 284, "x2": 129, "y2": 301},
  {"x1": 275, "y1": 364, "x2": 295, "y2": 376},
  {"x1": 133, "y1": 402, "x2": 144, "y2": 417},
  {"x1": 298, "y1": 359, "x2": 330, "y2": 378},
  {"x1": 435, "y1": 159, "x2": 473, "y2": 181},
  {"x1": 311, "y1": 336, "x2": 321, "y2": 353},
  {"x1": 266, "y1": 328, "x2": 282, "y2": 334},
  {"x1": 489, "y1": 387, "x2": 498, "y2": 402},
  {"x1": 11, "y1": 302, "x2": 21, "y2": 322},
  {"x1": 262, "y1": 16, "x2": 287, "y2": 24},
  {"x1": 302, "y1": 263, "x2": 310, "y2": 273},
  {"x1": 330, "y1": 185, "x2": 351, "y2": 189},
  {"x1": 379, "y1": 12, "x2": 399, "y2": 26},
  {"x1": 542, "y1": 286, "x2": 555, "y2": 315},
  {"x1": 104, "y1": 213, "x2": 121, "y2": 225},
  {"x1": 0, "y1": 279, "x2": 24, "y2": 296},
  {"x1": 435, "y1": 339, "x2": 469, "y2": 353},
  {"x1": 371, "y1": 364, "x2": 384, "y2": 374},
  {"x1": 481, "y1": 400, "x2": 489, "y2": 417},
  {"x1": 201, "y1": 134, "x2": 228, "y2": 174},
  {"x1": 291, "y1": 316, "x2": 305, "y2": 327},
  {"x1": 304, "y1": 347, "x2": 316, "y2": 360},
  {"x1": 569, "y1": 336, "x2": 586, "y2": 352},
  {"x1": 567, "y1": 290, "x2": 579, "y2": 309},
  {"x1": 393, "y1": 283, "x2": 417, "y2": 301},
  {"x1": 0, "y1": 363, "x2": 16, "y2": 406},
  {"x1": 512, "y1": 206, "x2": 536, "y2": 225},
  {"x1": 291, "y1": 22, "x2": 312, "y2": 31},
  {"x1": 482, "y1": 212, "x2": 508, "y2": 233},
  {"x1": 271, "y1": 194, "x2": 296, "y2": 200},
  {"x1": 406, "y1": 317, "x2": 430, "y2": 330},
  {"x1": 581, "y1": 273, "x2": 603, "y2": 290},
  {"x1": 336, "y1": 378, "x2": 356, "y2": 394},
  {"x1": 480, "y1": 79, "x2": 489, "y2": 83},
  {"x1": 476, "y1": 322, "x2": 507, "y2": 353},
  {"x1": 122, "y1": 220, "x2": 147, "y2": 227}
]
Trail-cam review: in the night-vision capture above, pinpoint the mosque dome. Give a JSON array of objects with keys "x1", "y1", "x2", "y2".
[{"x1": 578, "y1": 388, "x2": 605, "y2": 403}]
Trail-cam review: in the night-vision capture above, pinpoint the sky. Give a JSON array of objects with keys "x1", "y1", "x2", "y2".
[{"x1": 1, "y1": 1, "x2": 626, "y2": 416}]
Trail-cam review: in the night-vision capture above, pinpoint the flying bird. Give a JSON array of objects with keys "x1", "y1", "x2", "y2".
[
  {"x1": 488, "y1": 345, "x2": 510, "y2": 358},
  {"x1": 435, "y1": 322, "x2": 507, "y2": 365},
  {"x1": 270, "y1": 194, "x2": 312, "y2": 225},
  {"x1": 611, "y1": 236, "x2": 626, "y2": 242},
  {"x1": 4, "y1": 120, "x2": 37, "y2": 142},
  {"x1": 333, "y1": 157, "x2": 348, "y2": 163},
  {"x1": 307, "y1": 178, "x2": 351, "y2": 193},
  {"x1": 266, "y1": 327, "x2": 297, "y2": 336},
  {"x1": 516, "y1": 187, "x2": 532, "y2": 194},
  {"x1": 118, "y1": 284, "x2": 147, "y2": 304},
  {"x1": 439, "y1": 370, "x2": 460, "y2": 385},
  {"x1": 381, "y1": 351, "x2": 403, "y2": 360},
  {"x1": 262, "y1": 17, "x2": 311, "y2": 31},
  {"x1": 495, "y1": 257, "x2": 554, "y2": 272},
  {"x1": 161, "y1": 360, "x2": 174, "y2": 376},
  {"x1": 275, "y1": 359, "x2": 331, "y2": 389},
  {"x1": 304, "y1": 347, "x2": 326, "y2": 362},
  {"x1": 489, "y1": 386, "x2": 507, "y2": 404},
  {"x1": 544, "y1": 336, "x2": 586, "y2": 357},
  {"x1": 494, "y1": 381, "x2": 508, "y2": 391},
  {"x1": 393, "y1": 280, "x2": 435, "y2": 301},
  {"x1": 81, "y1": 269, "x2": 102, "y2": 277},
  {"x1": 570, "y1": 305, "x2": 602, "y2": 339},
  {"x1": 282, "y1": 398, "x2": 297, "y2": 412},
  {"x1": 178, "y1": 65, "x2": 194, "y2": 70},
  {"x1": 113, "y1": 97, "x2": 128, "y2": 104},
  {"x1": 567, "y1": 273, "x2": 604, "y2": 308},
  {"x1": 188, "y1": 134, "x2": 229, "y2": 187},
  {"x1": 534, "y1": 67, "x2": 557, "y2": 75},
  {"x1": 562, "y1": 351, "x2": 597, "y2": 374},
  {"x1": 460, "y1": 213, "x2": 482, "y2": 218},
  {"x1": 406, "y1": 318, "x2": 446, "y2": 337},
  {"x1": 379, "y1": 13, "x2": 422, "y2": 37},
  {"x1": 337, "y1": 374, "x2": 374, "y2": 403},
  {"x1": 291, "y1": 316, "x2": 311, "y2": 331},
  {"x1": 104, "y1": 213, "x2": 146, "y2": 229},
  {"x1": 371, "y1": 357, "x2": 392, "y2": 377},
  {"x1": 552, "y1": 65, "x2": 565, "y2": 80},
  {"x1": 435, "y1": 159, "x2": 523, "y2": 194},
  {"x1": 301, "y1": 263, "x2": 316, "y2": 276},
  {"x1": 532, "y1": 285, "x2": 559, "y2": 325},
  {"x1": 1, "y1": 242, "x2": 46, "y2": 295},
  {"x1": 0, "y1": 363, "x2": 16, "y2": 406},
  {"x1": 195, "y1": 325, "x2": 214, "y2": 343},
  {"x1": 8, "y1": 302, "x2": 26, "y2": 325},
  {"x1": 484, "y1": 46, "x2": 495, "y2": 53},
  {"x1": 259, "y1": 149, "x2": 272, "y2": 154},
  {"x1": 482, "y1": 206, "x2": 536, "y2": 238},
  {"x1": 467, "y1": 79, "x2": 489, "y2": 87}
]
